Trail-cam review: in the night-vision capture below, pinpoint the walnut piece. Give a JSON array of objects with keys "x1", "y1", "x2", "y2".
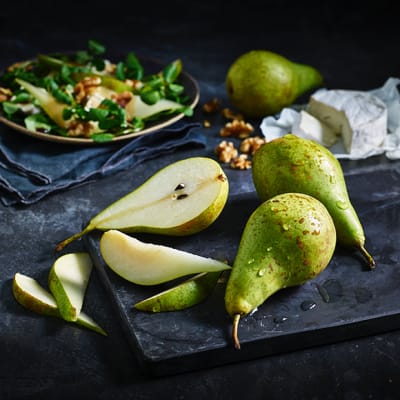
[
  {"x1": 74, "y1": 76, "x2": 102, "y2": 104},
  {"x1": 221, "y1": 107, "x2": 243, "y2": 121},
  {"x1": 111, "y1": 91, "x2": 133, "y2": 108},
  {"x1": 215, "y1": 140, "x2": 238, "y2": 163},
  {"x1": 66, "y1": 120, "x2": 96, "y2": 138},
  {"x1": 240, "y1": 136, "x2": 266, "y2": 155},
  {"x1": 230, "y1": 154, "x2": 252, "y2": 170},
  {"x1": 124, "y1": 79, "x2": 143, "y2": 90},
  {"x1": 220, "y1": 119, "x2": 254, "y2": 139},
  {"x1": 0, "y1": 87, "x2": 12, "y2": 102},
  {"x1": 203, "y1": 98, "x2": 221, "y2": 113}
]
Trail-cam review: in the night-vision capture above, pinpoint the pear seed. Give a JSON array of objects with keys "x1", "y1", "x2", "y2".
[
  {"x1": 177, "y1": 193, "x2": 189, "y2": 200},
  {"x1": 174, "y1": 183, "x2": 185, "y2": 191}
]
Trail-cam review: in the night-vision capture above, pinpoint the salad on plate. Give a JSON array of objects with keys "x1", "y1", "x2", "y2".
[{"x1": 0, "y1": 40, "x2": 197, "y2": 143}]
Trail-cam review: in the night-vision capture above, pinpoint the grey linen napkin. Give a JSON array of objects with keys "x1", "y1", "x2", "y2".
[{"x1": 0, "y1": 120, "x2": 205, "y2": 206}]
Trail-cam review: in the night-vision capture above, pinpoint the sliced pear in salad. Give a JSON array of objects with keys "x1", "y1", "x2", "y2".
[
  {"x1": 125, "y1": 95, "x2": 184, "y2": 120},
  {"x1": 16, "y1": 78, "x2": 70, "y2": 128}
]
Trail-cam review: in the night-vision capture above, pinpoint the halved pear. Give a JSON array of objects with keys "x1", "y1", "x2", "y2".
[
  {"x1": 12, "y1": 273, "x2": 106, "y2": 335},
  {"x1": 48, "y1": 253, "x2": 93, "y2": 321},
  {"x1": 56, "y1": 157, "x2": 229, "y2": 251},
  {"x1": 99, "y1": 230, "x2": 231, "y2": 285}
]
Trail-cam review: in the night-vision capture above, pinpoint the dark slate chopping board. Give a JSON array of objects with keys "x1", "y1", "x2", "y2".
[{"x1": 85, "y1": 187, "x2": 400, "y2": 377}]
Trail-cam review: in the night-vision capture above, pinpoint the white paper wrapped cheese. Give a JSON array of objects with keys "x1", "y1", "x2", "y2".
[{"x1": 308, "y1": 89, "x2": 387, "y2": 157}]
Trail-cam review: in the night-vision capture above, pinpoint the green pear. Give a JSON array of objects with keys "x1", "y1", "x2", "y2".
[
  {"x1": 252, "y1": 134, "x2": 375, "y2": 268},
  {"x1": 100, "y1": 230, "x2": 230, "y2": 285},
  {"x1": 56, "y1": 157, "x2": 229, "y2": 251},
  {"x1": 48, "y1": 252, "x2": 93, "y2": 321},
  {"x1": 134, "y1": 271, "x2": 222, "y2": 312},
  {"x1": 225, "y1": 50, "x2": 323, "y2": 118},
  {"x1": 225, "y1": 192, "x2": 336, "y2": 349},
  {"x1": 12, "y1": 272, "x2": 106, "y2": 335}
]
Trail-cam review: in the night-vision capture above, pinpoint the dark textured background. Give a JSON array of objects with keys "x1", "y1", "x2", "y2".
[{"x1": 1, "y1": 1, "x2": 400, "y2": 399}]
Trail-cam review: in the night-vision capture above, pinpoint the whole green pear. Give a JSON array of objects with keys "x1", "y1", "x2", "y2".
[
  {"x1": 225, "y1": 192, "x2": 336, "y2": 349},
  {"x1": 225, "y1": 50, "x2": 323, "y2": 118},
  {"x1": 252, "y1": 134, "x2": 375, "y2": 269}
]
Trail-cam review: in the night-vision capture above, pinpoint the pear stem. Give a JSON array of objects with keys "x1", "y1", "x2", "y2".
[
  {"x1": 360, "y1": 245, "x2": 375, "y2": 270},
  {"x1": 232, "y1": 314, "x2": 241, "y2": 350},
  {"x1": 55, "y1": 227, "x2": 90, "y2": 252}
]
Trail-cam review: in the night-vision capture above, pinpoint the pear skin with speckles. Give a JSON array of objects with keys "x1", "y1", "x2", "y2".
[
  {"x1": 225, "y1": 192, "x2": 336, "y2": 349},
  {"x1": 252, "y1": 134, "x2": 375, "y2": 269}
]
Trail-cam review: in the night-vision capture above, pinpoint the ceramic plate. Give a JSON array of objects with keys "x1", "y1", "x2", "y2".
[{"x1": 0, "y1": 56, "x2": 199, "y2": 145}]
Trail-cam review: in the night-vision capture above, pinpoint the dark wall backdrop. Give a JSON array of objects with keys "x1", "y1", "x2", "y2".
[{"x1": 1, "y1": 0, "x2": 398, "y2": 92}]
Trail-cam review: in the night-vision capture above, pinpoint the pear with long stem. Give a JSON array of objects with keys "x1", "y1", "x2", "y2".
[{"x1": 225, "y1": 193, "x2": 336, "y2": 349}]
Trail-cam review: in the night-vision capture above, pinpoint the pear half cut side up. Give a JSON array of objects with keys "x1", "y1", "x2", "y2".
[{"x1": 56, "y1": 157, "x2": 229, "y2": 252}]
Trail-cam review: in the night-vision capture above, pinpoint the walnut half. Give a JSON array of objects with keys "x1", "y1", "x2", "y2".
[
  {"x1": 74, "y1": 76, "x2": 102, "y2": 104},
  {"x1": 215, "y1": 140, "x2": 238, "y2": 163},
  {"x1": 220, "y1": 119, "x2": 254, "y2": 139},
  {"x1": 230, "y1": 154, "x2": 252, "y2": 170},
  {"x1": 240, "y1": 136, "x2": 266, "y2": 155}
]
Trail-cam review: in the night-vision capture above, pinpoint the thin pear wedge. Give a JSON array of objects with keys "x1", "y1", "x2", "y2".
[
  {"x1": 16, "y1": 78, "x2": 69, "y2": 128},
  {"x1": 134, "y1": 271, "x2": 222, "y2": 312},
  {"x1": 252, "y1": 134, "x2": 375, "y2": 269},
  {"x1": 125, "y1": 95, "x2": 185, "y2": 120},
  {"x1": 225, "y1": 193, "x2": 336, "y2": 349},
  {"x1": 48, "y1": 252, "x2": 93, "y2": 321},
  {"x1": 100, "y1": 230, "x2": 231, "y2": 285},
  {"x1": 56, "y1": 157, "x2": 229, "y2": 252},
  {"x1": 12, "y1": 273, "x2": 106, "y2": 336}
]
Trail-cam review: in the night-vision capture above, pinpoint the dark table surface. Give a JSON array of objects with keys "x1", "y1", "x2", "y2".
[{"x1": 1, "y1": 1, "x2": 400, "y2": 399}]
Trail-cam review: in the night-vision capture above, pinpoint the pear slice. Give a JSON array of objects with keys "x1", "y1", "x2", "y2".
[
  {"x1": 99, "y1": 230, "x2": 231, "y2": 285},
  {"x1": 125, "y1": 95, "x2": 184, "y2": 120},
  {"x1": 134, "y1": 271, "x2": 222, "y2": 312},
  {"x1": 13, "y1": 272, "x2": 59, "y2": 317},
  {"x1": 16, "y1": 78, "x2": 69, "y2": 128},
  {"x1": 12, "y1": 273, "x2": 106, "y2": 336},
  {"x1": 48, "y1": 253, "x2": 93, "y2": 321},
  {"x1": 56, "y1": 157, "x2": 229, "y2": 251}
]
